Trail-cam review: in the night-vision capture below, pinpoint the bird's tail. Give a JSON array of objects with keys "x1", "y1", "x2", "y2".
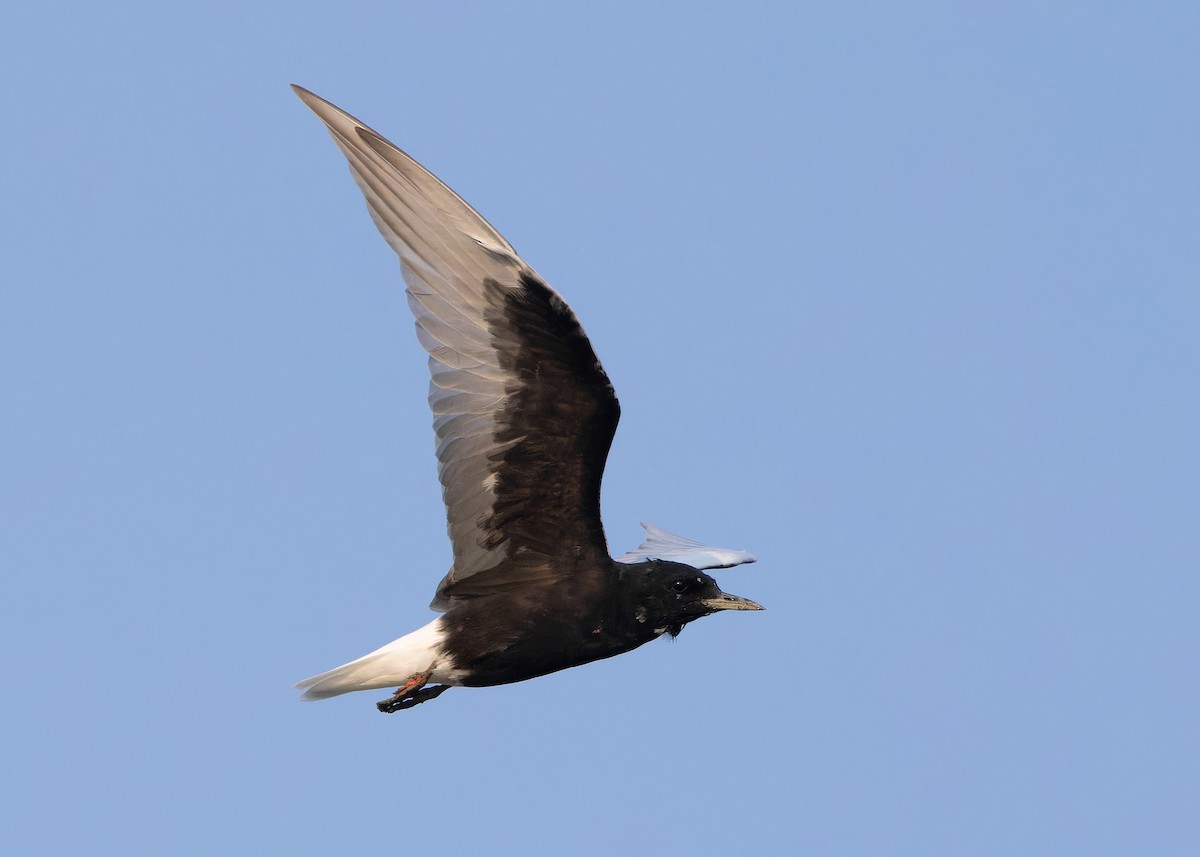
[{"x1": 294, "y1": 617, "x2": 451, "y2": 700}]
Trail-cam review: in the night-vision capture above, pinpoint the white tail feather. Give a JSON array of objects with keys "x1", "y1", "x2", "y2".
[{"x1": 294, "y1": 618, "x2": 455, "y2": 700}]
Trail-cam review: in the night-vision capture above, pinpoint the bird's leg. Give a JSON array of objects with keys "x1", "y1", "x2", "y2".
[{"x1": 376, "y1": 672, "x2": 451, "y2": 713}]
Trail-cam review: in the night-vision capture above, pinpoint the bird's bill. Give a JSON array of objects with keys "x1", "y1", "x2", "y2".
[{"x1": 701, "y1": 592, "x2": 764, "y2": 612}]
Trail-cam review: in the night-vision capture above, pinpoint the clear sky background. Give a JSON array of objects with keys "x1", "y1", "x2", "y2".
[{"x1": 3, "y1": 2, "x2": 1197, "y2": 855}]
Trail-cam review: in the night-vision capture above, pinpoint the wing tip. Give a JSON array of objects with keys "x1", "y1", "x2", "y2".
[{"x1": 290, "y1": 83, "x2": 325, "y2": 110}]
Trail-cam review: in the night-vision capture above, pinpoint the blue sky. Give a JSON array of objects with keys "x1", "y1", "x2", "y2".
[{"x1": 3, "y1": 2, "x2": 1198, "y2": 854}]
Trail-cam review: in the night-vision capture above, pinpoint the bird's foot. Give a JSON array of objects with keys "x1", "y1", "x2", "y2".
[{"x1": 376, "y1": 673, "x2": 451, "y2": 713}]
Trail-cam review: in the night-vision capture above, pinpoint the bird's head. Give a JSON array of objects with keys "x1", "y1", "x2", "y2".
[{"x1": 621, "y1": 559, "x2": 763, "y2": 639}]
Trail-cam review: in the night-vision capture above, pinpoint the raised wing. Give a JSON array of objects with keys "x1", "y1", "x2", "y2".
[
  {"x1": 294, "y1": 87, "x2": 620, "y2": 608},
  {"x1": 615, "y1": 522, "x2": 756, "y2": 569}
]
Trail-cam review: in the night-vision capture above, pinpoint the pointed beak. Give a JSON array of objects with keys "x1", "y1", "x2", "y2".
[{"x1": 701, "y1": 592, "x2": 764, "y2": 612}]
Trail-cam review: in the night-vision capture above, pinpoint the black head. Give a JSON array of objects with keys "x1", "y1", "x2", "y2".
[{"x1": 620, "y1": 559, "x2": 763, "y2": 639}]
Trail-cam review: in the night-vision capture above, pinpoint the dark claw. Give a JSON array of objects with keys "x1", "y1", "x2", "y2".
[{"x1": 376, "y1": 683, "x2": 452, "y2": 713}]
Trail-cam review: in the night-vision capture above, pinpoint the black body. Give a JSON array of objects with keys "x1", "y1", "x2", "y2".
[{"x1": 291, "y1": 86, "x2": 761, "y2": 712}]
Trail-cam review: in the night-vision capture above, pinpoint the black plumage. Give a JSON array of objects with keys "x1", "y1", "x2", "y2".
[{"x1": 291, "y1": 87, "x2": 761, "y2": 712}]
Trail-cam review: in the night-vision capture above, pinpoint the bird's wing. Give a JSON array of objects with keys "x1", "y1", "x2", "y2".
[
  {"x1": 293, "y1": 87, "x2": 620, "y2": 609},
  {"x1": 614, "y1": 522, "x2": 756, "y2": 569}
]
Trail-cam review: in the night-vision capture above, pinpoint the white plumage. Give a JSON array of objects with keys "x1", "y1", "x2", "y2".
[{"x1": 295, "y1": 618, "x2": 465, "y2": 700}]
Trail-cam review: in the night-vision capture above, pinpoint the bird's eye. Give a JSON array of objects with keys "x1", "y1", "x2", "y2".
[{"x1": 671, "y1": 579, "x2": 690, "y2": 593}]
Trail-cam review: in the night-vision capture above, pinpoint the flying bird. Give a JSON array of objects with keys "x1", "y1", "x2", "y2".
[{"x1": 291, "y1": 86, "x2": 761, "y2": 712}]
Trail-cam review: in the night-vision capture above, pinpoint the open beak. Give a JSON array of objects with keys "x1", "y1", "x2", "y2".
[{"x1": 701, "y1": 592, "x2": 764, "y2": 612}]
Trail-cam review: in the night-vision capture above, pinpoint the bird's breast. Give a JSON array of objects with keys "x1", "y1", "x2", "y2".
[{"x1": 440, "y1": 598, "x2": 653, "y2": 688}]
